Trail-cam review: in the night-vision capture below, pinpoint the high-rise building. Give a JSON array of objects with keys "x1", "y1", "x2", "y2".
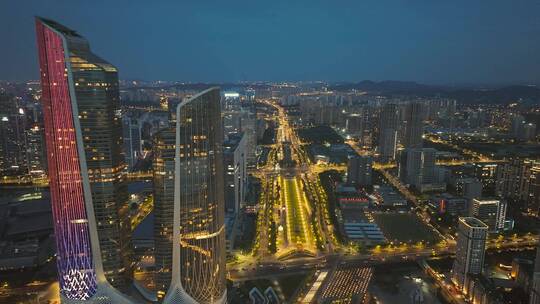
[
  {"x1": 378, "y1": 103, "x2": 398, "y2": 161},
  {"x1": 403, "y1": 102, "x2": 424, "y2": 148},
  {"x1": 496, "y1": 159, "x2": 540, "y2": 216},
  {"x1": 153, "y1": 127, "x2": 176, "y2": 301},
  {"x1": 24, "y1": 102, "x2": 47, "y2": 176},
  {"x1": 452, "y1": 217, "x2": 488, "y2": 292},
  {"x1": 122, "y1": 114, "x2": 142, "y2": 171},
  {"x1": 0, "y1": 93, "x2": 27, "y2": 176},
  {"x1": 36, "y1": 18, "x2": 133, "y2": 302},
  {"x1": 346, "y1": 155, "x2": 373, "y2": 186},
  {"x1": 531, "y1": 241, "x2": 540, "y2": 304},
  {"x1": 468, "y1": 199, "x2": 506, "y2": 233},
  {"x1": 474, "y1": 163, "x2": 498, "y2": 195},
  {"x1": 163, "y1": 87, "x2": 226, "y2": 303},
  {"x1": 223, "y1": 132, "x2": 247, "y2": 214},
  {"x1": 399, "y1": 148, "x2": 436, "y2": 189},
  {"x1": 222, "y1": 93, "x2": 257, "y2": 166}
]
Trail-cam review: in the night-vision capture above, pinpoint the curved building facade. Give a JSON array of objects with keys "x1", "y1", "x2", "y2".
[
  {"x1": 163, "y1": 88, "x2": 226, "y2": 304},
  {"x1": 36, "y1": 17, "x2": 134, "y2": 303}
]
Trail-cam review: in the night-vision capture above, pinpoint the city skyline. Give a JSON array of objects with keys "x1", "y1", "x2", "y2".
[
  {"x1": 1, "y1": 4, "x2": 540, "y2": 304},
  {"x1": 1, "y1": 1, "x2": 540, "y2": 85}
]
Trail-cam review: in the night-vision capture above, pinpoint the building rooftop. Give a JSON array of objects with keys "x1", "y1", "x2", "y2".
[
  {"x1": 224, "y1": 132, "x2": 244, "y2": 151},
  {"x1": 460, "y1": 217, "x2": 489, "y2": 228},
  {"x1": 37, "y1": 17, "x2": 82, "y2": 38}
]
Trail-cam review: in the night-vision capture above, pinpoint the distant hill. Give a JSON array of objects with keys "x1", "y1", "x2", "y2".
[
  {"x1": 329, "y1": 81, "x2": 540, "y2": 104},
  {"x1": 329, "y1": 80, "x2": 442, "y2": 94}
]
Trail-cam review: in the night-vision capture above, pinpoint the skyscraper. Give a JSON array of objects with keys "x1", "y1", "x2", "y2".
[
  {"x1": 378, "y1": 103, "x2": 398, "y2": 161},
  {"x1": 223, "y1": 132, "x2": 247, "y2": 214},
  {"x1": 123, "y1": 114, "x2": 143, "y2": 171},
  {"x1": 398, "y1": 148, "x2": 436, "y2": 189},
  {"x1": 452, "y1": 217, "x2": 488, "y2": 293},
  {"x1": 403, "y1": 102, "x2": 424, "y2": 148},
  {"x1": 163, "y1": 87, "x2": 226, "y2": 303},
  {"x1": 36, "y1": 18, "x2": 133, "y2": 302},
  {"x1": 153, "y1": 127, "x2": 176, "y2": 301},
  {"x1": 496, "y1": 159, "x2": 540, "y2": 216},
  {"x1": 0, "y1": 93, "x2": 27, "y2": 176}
]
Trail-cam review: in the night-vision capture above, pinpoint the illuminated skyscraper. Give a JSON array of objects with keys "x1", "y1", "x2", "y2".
[
  {"x1": 163, "y1": 87, "x2": 226, "y2": 304},
  {"x1": 378, "y1": 103, "x2": 398, "y2": 161},
  {"x1": 452, "y1": 217, "x2": 488, "y2": 293},
  {"x1": 36, "y1": 17, "x2": 134, "y2": 302},
  {"x1": 153, "y1": 127, "x2": 176, "y2": 301},
  {"x1": 403, "y1": 102, "x2": 424, "y2": 148}
]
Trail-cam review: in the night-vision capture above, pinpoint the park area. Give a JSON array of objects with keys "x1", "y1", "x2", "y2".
[
  {"x1": 373, "y1": 212, "x2": 440, "y2": 245},
  {"x1": 281, "y1": 176, "x2": 312, "y2": 249}
]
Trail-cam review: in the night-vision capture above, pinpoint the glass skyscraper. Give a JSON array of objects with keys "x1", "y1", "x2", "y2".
[
  {"x1": 163, "y1": 87, "x2": 226, "y2": 304},
  {"x1": 36, "y1": 17, "x2": 134, "y2": 302},
  {"x1": 153, "y1": 127, "x2": 176, "y2": 301}
]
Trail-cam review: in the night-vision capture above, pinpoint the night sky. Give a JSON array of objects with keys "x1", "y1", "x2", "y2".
[{"x1": 2, "y1": 0, "x2": 540, "y2": 85}]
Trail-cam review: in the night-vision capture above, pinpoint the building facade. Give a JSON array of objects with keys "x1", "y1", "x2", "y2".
[
  {"x1": 496, "y1": 159, "x2": 540, "y2": 216},
  {"x1": 163, "y1": 88, "x2": 226, "y2": 304},
  {"x1": 378, "y1": 103, "x2": 398, "y2": 161},
  {"x1": 403, "y1": 102, "x2": 424, "y2": 148},
  {"x1": 223, "y1": 132, "x2": 247, "y2": 214},
  {"x1": 452, "y1": 217, "x2": 488, "y2": 292},
  {"x1": 399, "y1": 148, "x2": 437, "y2": 190},
  {"x1": 153, "y1": 128, "x2": 176, "y2": 301},
  {"x1": 468, "y1": 199, "x2": 506, "y2": 233},
  {"x1": 36, "y1": 17, "x2": 133, "y2": 302}
]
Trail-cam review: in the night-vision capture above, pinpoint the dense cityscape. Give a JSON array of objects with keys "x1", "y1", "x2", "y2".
[{"x1": 2, "y1": 2, "x2": 540, "y2": 304}]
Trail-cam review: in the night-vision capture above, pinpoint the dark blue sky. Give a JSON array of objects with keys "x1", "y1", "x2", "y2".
[{"x1": 2, "y1": 0, "x2": 540, "y2": 85}]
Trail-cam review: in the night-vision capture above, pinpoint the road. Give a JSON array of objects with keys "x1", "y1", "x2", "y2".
[{"x1": 131, "y1": 194, "x2": 154, "y2": 230}]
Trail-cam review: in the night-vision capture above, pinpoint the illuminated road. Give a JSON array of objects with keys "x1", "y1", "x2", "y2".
[
  {"x1": 281, "y1": 175, "x2": 314, "y2": 250},
  {"x1": 131, "y1": 194, "x2": 154, "y2": 231},
  {"x1": 229, "y1": 235, "x2": 538, "y2": 281}
]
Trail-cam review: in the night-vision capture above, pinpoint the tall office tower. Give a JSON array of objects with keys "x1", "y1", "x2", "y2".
[
  {"x1": 468, "y1": 199, "x2": 506, "y2": 233},
  {"x1": 346, "y1": 155, "x2": 373, "y2": 186},
  {"x1": 403, "y1": 102, "x2": 424, "y2": 148},
  {"x1": 378, "y1": 103, "x2": 399, "y2": 161},
  {"x1": 163, "y1": 88, "x2": 226, "y2": 304},
  {"x1": 153, "y1": 128, "x2": 176, "y2": 301},
  {"x1": 530, "y1": 242, "x2": 540, "y2": 304},
  {"x1": 0, "y1": 93, "x2": 27, "y2": 175},
  {"x1": 241, "y1": 110, "x2": 258, "y2": 166},
  {"x1": 36, "y1": 18, "x2": 134, "y2": 302},
  {"x1": 223, "y1": 132, "x2": 247, "y2": 214},
  {"x1": 452, "y1": 217, "x2": 488, "y2": 292},
  {"x1": 398, "y1": 148, "x2": 436, "y2": 189},
  {"x1": 24, "y1": 102, "x2": 47, "y2": 176},
  {"x1": 122, "y1": 114, "x2": 142, "y2": 170},
  {"x1": 496, "y1": 159, "x2": 540, "y2": 216}
]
